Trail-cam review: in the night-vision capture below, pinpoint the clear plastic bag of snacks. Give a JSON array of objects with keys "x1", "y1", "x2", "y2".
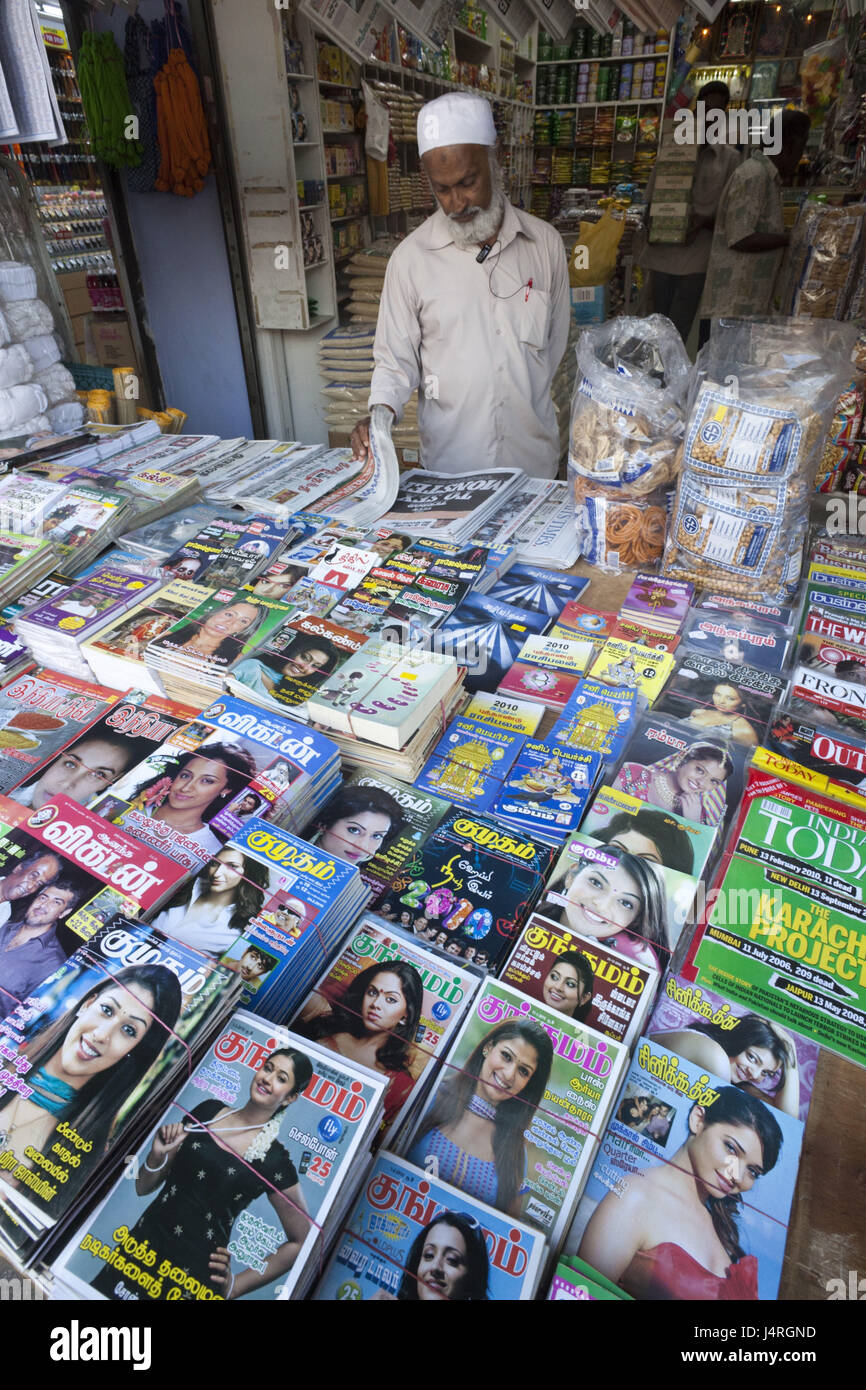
[
  {"x1": 662, "y1": 318, "x2": 858, "y2": 602},
  {"x1": 569, "y1": 314, "x2": 691, "y2": 497}
]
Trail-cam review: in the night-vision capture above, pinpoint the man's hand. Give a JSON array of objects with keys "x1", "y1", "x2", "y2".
[
  {"x1": 350, "y1": 417, "x2": 371, "y2": 462},
  {"x1": 351, "y1": 406, "x2": 395, "y2": 462}
]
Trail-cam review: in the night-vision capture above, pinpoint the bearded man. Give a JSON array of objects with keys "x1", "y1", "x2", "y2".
[{"x1": 351, "y1": 92, "x2": 570, "y2": 477}]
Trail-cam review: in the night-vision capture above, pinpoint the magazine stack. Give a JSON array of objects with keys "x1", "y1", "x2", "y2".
[
  {"x1": 313, "y1": 1152, "x2": 547, "y2": 1300},
  {"x1": 0, "y1": 915, "x2": 240, "y2": 1275},
  {"x1": 48, "y1": 1015, "x2": 386, "y2": 1301},
  {"x1": 87, "y1": 694, "x2": 343, "y2": 875},
  {"x1": 290, "y1": 915, "x2": 480, "y2": 1144}
]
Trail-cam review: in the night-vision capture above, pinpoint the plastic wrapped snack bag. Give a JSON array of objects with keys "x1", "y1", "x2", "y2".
[{"x1": 662, "y1": 317, "x2": 858, "y2": 603}]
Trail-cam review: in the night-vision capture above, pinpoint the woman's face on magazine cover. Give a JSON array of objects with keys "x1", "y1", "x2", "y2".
[
  {"x1": 416, "y1": 1222, "x2": 469, "y2": 1301},
  {"x1": 319, "y1": 809, "x2": 393, "y2": 864},
  {"x1": 730, "y1": 1045, "x2": 779, "y2": 1087},
  {"x1": 168, "y1": 757, "x2": 230, "y2": 816},
  {"x1": 250, "y1": 1054, "x2": 297, "y2": 1109},
  {"x1": 361, "y1": 972, "x2": 408, "y2": 1034},
  {"x1": 674, "y1": 755, "x2": 727, "y2": 798},
  {"x1": 711, "y1": 684, "x2": 743, "y2": 715},
  {"x1": 543, "y1": 961, "x2": 589, "y2": 1016},
  {"x1": 206, "y1": 848, "x2": 245, "y2": 894},
  {"x1": 477, "y1": 1036, "x2": 538, "y2": 1107},
  {"x1": 690, "y1": 1115, "x2": 765, "y2": 1199},
  {"x1": 563, "y1": 862, "x2": 642, "y2": 939},
  {"x1": 281, "y1": 645, "x2": 330, "y2": 680},
  {"x1": 60, "y1": 983, "x2": 155, "y2": 1078},
  {"x1": 200, "y1": 602, "x2": 258, "y2": 641}
]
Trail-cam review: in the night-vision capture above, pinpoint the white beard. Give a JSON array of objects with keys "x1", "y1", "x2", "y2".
[
  {"x1": 447, "y1": 189, "x2": 506, "y2": 247},
  {"x1": 441, "y1": 155, "x2": 507, "y2": 248}
]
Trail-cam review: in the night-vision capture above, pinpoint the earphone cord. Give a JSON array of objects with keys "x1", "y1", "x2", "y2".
[{"x1": 483, "y1": 240, "x2": 531, "y2": 301}]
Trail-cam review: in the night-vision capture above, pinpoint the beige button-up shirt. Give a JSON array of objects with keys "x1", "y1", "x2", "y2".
[{"x1": 369, "y1": 200, "x2": 571, "y2": 478}]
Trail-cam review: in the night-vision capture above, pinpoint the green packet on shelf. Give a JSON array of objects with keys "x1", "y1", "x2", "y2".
[{"x1": 548, "y1": 1254, "x2": 633, "y2": 1301}]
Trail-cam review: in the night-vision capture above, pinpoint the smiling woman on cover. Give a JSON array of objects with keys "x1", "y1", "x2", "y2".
[
  {"x1": 91, "y1": 1047, "x2": 314, "y2": 1301},
  {"x1": 650, "y1": 1015, "x2": 801, "y2": 1118},
  {"x1": 541, "y1": 950, "x2": 594, "y2": 1021},
  {"x1": 123, "y1": 742, "x2": 258, "y2": 856},
  {"x1": 296, "y1": 961, "x2": 423, "y2": 1129},
  {"x1": 157, "y1": 600, "x2": 264, "y2": 665},
  {"x1": 578, "y1": 1087, "x2": 782, "y2": 1300},
  {"x1": 151, "y1": 847, "x2": 270, "y2": 957},
  {"x1": 613, "y1": 740, "x2": 734, "y2": 826},
  {"x1": 0, "y1": 964, "x2": 182, "y2": 1195},
  {"x1": 406, "y1": 1019, "x2": 554, "y2": 1215},
  {"x1": 310, "y1": 784, "x2": 406, "y2": 867},
  {"x1": 543, "y1": 843, "x2": 668, "y2": 972},
  {"x1": 374, "y1": 1211, "x2": 490, "y2": 1301}
]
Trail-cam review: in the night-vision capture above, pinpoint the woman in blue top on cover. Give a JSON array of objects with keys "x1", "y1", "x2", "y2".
[{"x1": 406, "y1": 1019, "x2": 553, "y2": 1215}]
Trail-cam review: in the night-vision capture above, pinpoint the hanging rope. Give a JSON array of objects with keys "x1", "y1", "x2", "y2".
[
  {"x1": 123, "y1": 13, "x2": 159, "y2": 192},
  {"x1": 152, "y1": 0, "x2": 212, "y2": 196},
  {"x1": 77, "y1": 30, "x2": 143, "y2": 170}
]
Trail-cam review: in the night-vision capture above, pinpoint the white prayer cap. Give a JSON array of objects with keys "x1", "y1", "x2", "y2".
[{"x1": 417, "y1": 93, "x2": 497, "y2": 157}]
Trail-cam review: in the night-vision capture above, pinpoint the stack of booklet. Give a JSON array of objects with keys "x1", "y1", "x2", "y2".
[
  {"x1": 80, "y1": 576, "x2": 218, "y2": 695},
  {"x1": 0, "y1": 530, "x2": 58, "y2": 609},
  {"x1": 0, "y1": 667, "x2": 121, "y2": 798},
  {"x1": 560, "y1": 970, "x2": 814, "y2": 1301},
  {"x1": 143, "y1": 586, "x2": 295, "y2": 708},
  {"x1": 307, "y1": 638, "x2": 461, "y2": 752},
  {"x1": 16, "y1": 565, "x2": 161, "y2": 680},
  {"x1": 39, "y1": 482, "x2": 138, "y2": 577},
  {"x1": 120, "y1": 503, "x2": 218, "y2": 564},
  {"x1": 0, "y1": 791, "x2": 192, "y2": 1010},
  {"x1": 398, "y1": 974, "x2": 628, "y2": 1255},
  {"x1": 290, "y1": 915, "x2": 480, "y2": 1144},
  {"x1": 0, "y1": 918, "x2": 240, "y2": 1278},
  {"x1": 48, "y1": 1014, "x2": 386, "y2": 1301}
]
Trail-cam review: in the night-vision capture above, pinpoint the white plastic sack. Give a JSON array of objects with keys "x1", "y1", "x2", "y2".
[
  {"x1": 47, "y1": 400, "x2": 85, "y2": 433},
  {"x1": 0, "y1": 382, "x2": 48, "y2": 433},
  {"x1": 35, "y1": 361, "x2": 76, "y2": 405},
  {"x1": 3, "y1": 298, "x2": 53, "y2": 340},
  {"x1": 0, "y1": 260, "x2": 37, "y2": 303},
  {"x1": 24, "y1": 332, "x2": 61, "y2": 371},
  {"x1": 362, "y1": 80, "x2": 390, "y2": 161},
  {"x1": 0, "y1": 343, "x2": 33, "y2": 389}
]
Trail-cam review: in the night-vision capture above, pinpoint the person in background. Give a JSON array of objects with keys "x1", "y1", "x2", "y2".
[
  {"x1": 698, "y1": 108, "x2": 811, "y2": 345},
  {"x1": 351, "y1": 92, "x2": 570, "y2": 478},
  {"x1": 640, "y1": 82, "x2": 741, "y2": 346}
]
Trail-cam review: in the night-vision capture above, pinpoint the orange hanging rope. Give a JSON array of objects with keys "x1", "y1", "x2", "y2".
[{"x1": 154, "y1": 47, "x2": 211, "y2": 196}]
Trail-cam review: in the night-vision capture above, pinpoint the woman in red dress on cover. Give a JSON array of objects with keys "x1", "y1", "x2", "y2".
[{"x1": 578, "y1": 1087, "x2": 783, "y2": 1300}]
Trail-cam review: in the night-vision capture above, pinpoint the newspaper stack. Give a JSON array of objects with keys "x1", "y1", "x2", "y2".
[
  {"x1": 48, "y1": 1015, "x2": 386, "y2": 1301},
  {"x1": 0, "y1": 916, "x2": 241, "y2": 1277},
  {"x1": 471, "y1": 476, "x2": 580, "y2": 569},
  {"x1": 377, "y1": 468, "x2": 525, "y2": 546}
]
